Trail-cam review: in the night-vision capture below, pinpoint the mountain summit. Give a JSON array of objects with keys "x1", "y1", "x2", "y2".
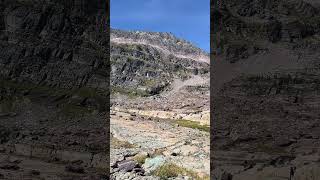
[
  {"x1": 111, "y1": 28, "x2": 209, "y2": 63},
  {"x1": 110, "y1": 28, "x2": 209, "y2": 97}
]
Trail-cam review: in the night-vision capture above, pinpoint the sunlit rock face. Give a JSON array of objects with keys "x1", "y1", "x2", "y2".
[
  {"x1": 110, "y1": 28, "x2": 209, "y2": 97},
  {"x1": 111, "y1": 28, "x2": 209, "y2": 63}
]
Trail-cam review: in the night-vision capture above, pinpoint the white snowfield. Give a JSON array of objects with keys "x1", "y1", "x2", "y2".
[{"x1": 111, "y1": 37, "x2": 210, "y2": 64}]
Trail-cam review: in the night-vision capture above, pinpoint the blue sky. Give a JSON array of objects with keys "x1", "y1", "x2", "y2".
[{"x1": 111, "y1": 0, "x2": 210, "y2": 52}]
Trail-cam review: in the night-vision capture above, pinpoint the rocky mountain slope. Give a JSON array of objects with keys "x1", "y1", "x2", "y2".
[
  {"x1": 111, "y1": 28, "x2": 209, "y2": 98},
  {"x1": 212, "y1": 0, "x2": 320, "y2": 179},
  {"x1": 110, "y1": 29, "x2": 210, "y2": 179},
  {"x1": 0, "y1": 0, "x2": 109, "y2": 179}
]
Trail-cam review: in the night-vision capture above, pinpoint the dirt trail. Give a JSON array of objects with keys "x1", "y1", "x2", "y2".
[{"x1": 167, "y1": 75, "x2": 209, "y2": 95}]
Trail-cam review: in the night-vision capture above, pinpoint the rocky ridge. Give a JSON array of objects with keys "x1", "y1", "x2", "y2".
[{"x1": 111, "y1": 29, "x2": 209, "y2": 63}]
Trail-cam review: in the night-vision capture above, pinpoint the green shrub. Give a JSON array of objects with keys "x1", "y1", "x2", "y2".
[
  {"x1": 152, "y1": 163, "x2": 208, "y2": 180},
  {"x1": 111, "y1": 136, "x2": 136, "y2": 149},
  {"x1": 176, "y1": 119, "x2": 210, "y2": 132},
  {"x1": 133, "y1": 154, "x2": 148, "y2": 165}
]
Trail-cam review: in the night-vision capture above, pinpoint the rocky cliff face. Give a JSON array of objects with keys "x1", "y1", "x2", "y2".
[
  {"x1": 0, "y1": 0, "x2": 109, "y2": 179},
  {"x1": 1, "y1": 0, "x2": 108, "y2": 90},
  {"x1": 212, "y1": 0, "x2": 320, "y2": 179},
  {"x1": 111, "y1": 28, "x2": 209, "y2": 97}
]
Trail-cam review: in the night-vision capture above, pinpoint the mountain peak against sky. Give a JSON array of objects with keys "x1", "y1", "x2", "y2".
[
  {"x1": 110, "y1": 0, "x2": 209, "y2": 52},
  {"x1": 110, "y1": 28, "x2": 209, "y2": 63}
]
